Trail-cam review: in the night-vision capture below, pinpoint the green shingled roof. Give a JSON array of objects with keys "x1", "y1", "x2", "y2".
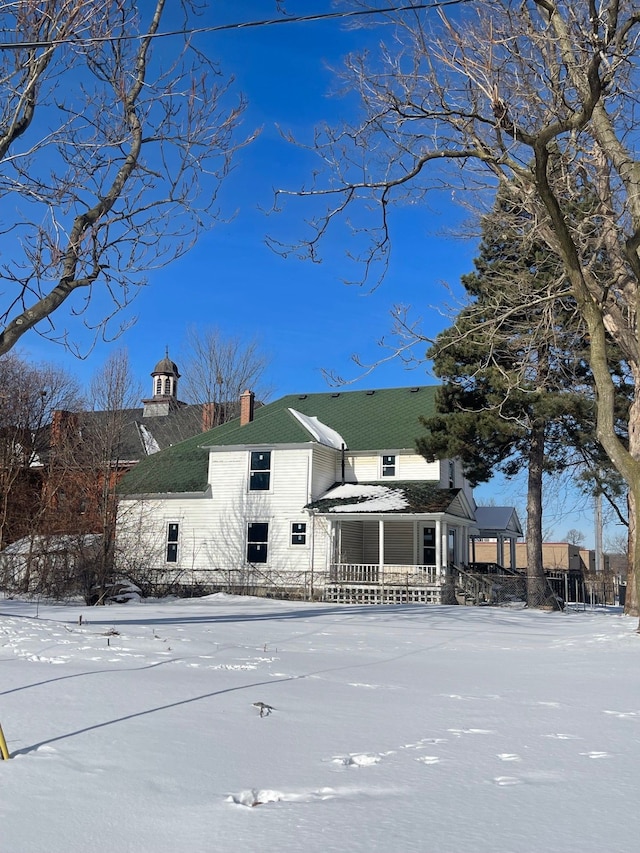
[{"x1": 118, "y1": 386, "x2": 438, "y2": 496}]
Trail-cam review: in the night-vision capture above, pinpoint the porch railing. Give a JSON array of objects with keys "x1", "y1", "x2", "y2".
[{"x1": 329, "y1": 563, "x2": 439, "y2": 585}]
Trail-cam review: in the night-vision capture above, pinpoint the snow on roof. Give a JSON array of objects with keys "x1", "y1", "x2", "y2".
[
  {"x1": 321, "y1": 483, "x2": 408, "y2": 513},
  {"x1": 288, "y1": 408, "x2": 347, "y2": 450},
  {"x1": 138, "y1": 422, "x2": 161, "y2": 455}
]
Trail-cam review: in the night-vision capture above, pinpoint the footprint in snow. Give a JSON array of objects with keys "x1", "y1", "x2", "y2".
[
  {"x1": 580, "y1": 751, "x2": 610, "y2": 759},
  {"x1": 226, "y1": 787, "x2": 338, "y2": 807},
  {"x1": 493, "y1": 776, "x2": 522, "y2": 786},
  {"x1": 544, "y1": 733, "x2": 581, "y2": 740},
  {"x1": 447, "y1": 728, "x2": 494, "y2": 737},
  {"x1": 416, "y1": 755, "x2": 441, "y2": 765},
  {"x1": 332, "y1": 753, "x2": 383, "y2": 768},
  {"x1": 498, "y1": 753, "x2": 521, "y2": 762}
]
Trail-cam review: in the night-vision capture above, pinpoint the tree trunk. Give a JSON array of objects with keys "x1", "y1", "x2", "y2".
[
  {"x1": 624, "y1": 389, "x2": 640, "y2": 618},
  {"x1": 526, "y1": 420, "x2": 552, "y2": 607}
]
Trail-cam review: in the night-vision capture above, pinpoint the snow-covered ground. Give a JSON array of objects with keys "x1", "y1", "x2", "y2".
[{"x1": 1, "y1": 594, "x2": 638, "y2": 853}]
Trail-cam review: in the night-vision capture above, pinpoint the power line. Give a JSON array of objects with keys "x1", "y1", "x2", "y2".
[{"x1": 0, "y1": 1, "x2": 472, "y2": 51}]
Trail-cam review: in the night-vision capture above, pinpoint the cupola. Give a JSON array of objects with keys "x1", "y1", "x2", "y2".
[{"x1": 142, "y1": 348, "x2": 183, "y2": 417}]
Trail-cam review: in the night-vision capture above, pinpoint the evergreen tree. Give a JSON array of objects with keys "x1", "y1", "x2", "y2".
[{"x1": 419, "y1": 196, "x2": 626, "y2": 607}]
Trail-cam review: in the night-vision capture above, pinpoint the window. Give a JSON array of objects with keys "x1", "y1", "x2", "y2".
[
  {"x1": 291, "y1": 522, "x2": 307, "y2": 546},
  {"x1": 448, "y1": 459, "x2": 456, "y2": 488},
  {"x1": 166, "y1": 522, "x2": 179, "y2": 563},
  {"x1": 423, "y1": 526, "x2": 436, "y2": 565},
  {"x1": 249, "y1": 450, "x2": 271, "y2": 491},
  {"x1": 382, "y1": 454, "x2": 396, "y2": 477},
  {"x1": 155, "y1": 377, "x2": 162, "y2": 395},
  {"x1": 247, "y1": 522, "x2": 269, "y2": 563}
]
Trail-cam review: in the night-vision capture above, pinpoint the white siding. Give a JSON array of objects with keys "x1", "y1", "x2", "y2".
[
  {"x1": 118, "y1": 446, "x2": 323, "y2": 585},
  {"x1": 311, "y1": 444, "x2": 339, "y2": 498},
  {"x1": 116, "y1": 440, "x2": 477, "y2": 592},
  {"x1": 347, "y1": 451, "x2": 440, "y2": 482}
]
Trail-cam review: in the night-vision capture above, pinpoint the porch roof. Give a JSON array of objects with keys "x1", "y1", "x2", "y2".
[
  {"x1": 307, "y1": 481, "x2": 470, "y2": 517},
  {"x1": 473, "y1": 506, "x2": 523, "y2": 537}
]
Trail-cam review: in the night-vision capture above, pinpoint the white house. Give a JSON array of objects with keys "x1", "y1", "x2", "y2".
[{"x1": 116, "y1": 386, "x2": 521, "y2": 604}]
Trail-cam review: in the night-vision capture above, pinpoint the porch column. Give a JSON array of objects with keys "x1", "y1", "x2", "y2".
[
  {"x1": 378, "y1": 519, "x2": 385, "y2": 570},
  {"x1": 461, "y1": 525, "x2": 469, "y2": 565},
  {"x1": 440, "y1": 520, "x2": 448, "y2": 579},
  {"x1": 510, "y1": 536, "x2": 517, "y2": 570}
]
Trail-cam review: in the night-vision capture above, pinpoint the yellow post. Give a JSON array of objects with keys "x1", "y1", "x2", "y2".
[{"x1": 0, "y1": 723, "x2": 10, "y2": 760}]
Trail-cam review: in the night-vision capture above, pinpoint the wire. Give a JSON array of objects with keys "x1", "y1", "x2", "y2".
[{"x1": 0, "y1": 1, "x2": 472, "y2": 51}]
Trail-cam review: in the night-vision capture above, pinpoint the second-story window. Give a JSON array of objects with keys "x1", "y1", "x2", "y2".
[
  {"x1": 382, "y1": 454, "x2": 396, "y2": 477},
  {"x1": 249, "y1": 450, "x2": 271, "y2": 491},
  {"x1": 448, "y1": 460, "x2": 456, "y2": 488}
]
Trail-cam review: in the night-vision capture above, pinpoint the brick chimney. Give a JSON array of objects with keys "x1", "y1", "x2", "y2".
[
  {"x1": 51, "y1": 410, "x2": 77, "y2": 445},
  {"x1": 240, "y1": 389, "x2": 255, "y2": 426}
]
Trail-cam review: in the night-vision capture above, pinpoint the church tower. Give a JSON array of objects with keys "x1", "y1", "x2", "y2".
[{"x1": 142, "y1": 349, "x2": 183, "y2": 417}]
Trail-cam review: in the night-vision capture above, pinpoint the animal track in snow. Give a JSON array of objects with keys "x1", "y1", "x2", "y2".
[
  {"x1": 226, "y1": 787, "x2": 338, "y2": 807},
  {"x1": 447, "y1": 728, "x2": 494, "y2": 737},
  {"x1": 498, "y1": 753, "x2": 521, "y2": 762},
  {"x1": 403, "y1": 737, "x2": 448, "y2": 749},
  {"x1": 416, "y1": 755, "x2": 441, "y2": 765},
  {"x1": 493, "y1": 776, "x2": 522, "y2": 786},
  {"x1": 332, "y1": 752, "x2": 384, "y2": 768},
  {"x1": 444, "y1": 693, "x2": 500, "y2": 701},
  {"x1": 580, "y1": 751, "x2": 610, "y2": 759},
  {"x1": 603, "y1": 709, "x2": 640, "y2": 719},
  {"x1": 543, "y1": 733, "x2": 581, "y2": 740}
]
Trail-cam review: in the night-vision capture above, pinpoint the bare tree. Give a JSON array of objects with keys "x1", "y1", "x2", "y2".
[
  {"x1": 37, "y1": 348, "x2": 142, "y2": 601},
  {"x1": 566, "y1": 529, "x2": 586, "y2": 547},
  {"x1": 82, "y1": 349, "x2": 142, "y2": 600},
  {"x1": 0, "y1": 1, "x2": 255, "y2": 358},
  {"x1": 0, "y1": 352, "x2": 81, "y2": 549},
  {"x1": 274, "y1": 1, "x2": 640, "y2": 621},
  {"x1": 179, "y1": 326, "x2": 272, "y2": 425}
]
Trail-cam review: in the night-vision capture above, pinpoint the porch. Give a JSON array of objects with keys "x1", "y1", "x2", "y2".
[
  {"x1": 325, "y1": 561, "x2": 444, "y2": 605},
  {"x1": 319, "y1": 515, "x2": 466, "y2": 605},
  {"x1": 329, "y1": 562, "x2": 438, "y2": 584}
]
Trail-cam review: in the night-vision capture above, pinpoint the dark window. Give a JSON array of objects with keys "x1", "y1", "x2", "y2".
[
  {"x1": 382, "y1": 454, "x2": 396, "y2": 477},
  {"x1": 448, "y1": 460, "x2": 455, "y2": 488},
  {"x1": 249, "y1": 450, "x2": 271, "y2": 491},
  {"x1": 247, "y1": 522, "x2": 269, "y2": 563},
  {"x1": 166, "y1": 522, "x2": 179, "y2": 563},
  {"x1": 291, "y1": 522, "x2": 307, "y2": 546},
  {"x1": 423, "y1": 526, "x2": 436, "y2": 565}
]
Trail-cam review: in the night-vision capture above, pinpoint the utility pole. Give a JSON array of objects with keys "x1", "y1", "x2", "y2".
[{"x1": 594, "y1": 492, "x2": 603, "y2": 574}]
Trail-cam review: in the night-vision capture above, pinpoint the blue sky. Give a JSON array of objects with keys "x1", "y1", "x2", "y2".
[
  {"x1": 21, "y1": 1, "x2": 477, "y2": 399},
  {"x1": 11, "y1": 2, "x2": 605, "y2": 545}
]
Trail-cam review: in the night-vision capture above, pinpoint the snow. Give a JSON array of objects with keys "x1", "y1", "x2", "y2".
[
  {"x1": 321, "y1": 482, "x2": 409, "y2": 512},
  {"x1": 1, "y1": 594, "x2": 639, "y2": 853},
  {"x1": 288, "y1": 408, "x2": 347, "y2": 450},
  {"x1": 137, "y1": 422, "x2": 161, "y2": 455}
]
